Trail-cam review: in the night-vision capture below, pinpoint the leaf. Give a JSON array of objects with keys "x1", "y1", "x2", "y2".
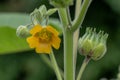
[
  {"x1": 0, "y1": 13, "x2": 30, "y2": 28},
  {"x1": 0, "y1": 13, "x2": 63, "y2": 35},
  {"x1": 0, "y1": 27, "x2": 30, "y2": 54}
]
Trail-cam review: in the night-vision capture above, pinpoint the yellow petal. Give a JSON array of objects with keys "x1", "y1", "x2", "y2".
[
  {"x1": 26, "y1": 36, "x2": 39, "y2": 48},
  {"x1": 46, "y1": 26, "x2": 59, "y2": 36},
  {"x1": 51, "y1": 35, "x2": 61, "y2": 49},
  {"x1": 35, "y1": 43, "x2": 51, "y2": 54},
  {"x1": 30, "y1": 24, "x2": 42, "y2": 34}
]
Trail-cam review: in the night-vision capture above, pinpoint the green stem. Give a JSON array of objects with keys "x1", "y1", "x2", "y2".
[
  {"x1": 58, "y1": 8, "x2": 69, "y2": 29},
  {"x1": 64, "y1": 30, "x2": 74, "y2": 80},
  {"x1": 73, "y1": 0, "x2": 82, "y2": 76},
  {"x1": 71, "y1": 0, "x2": 92, "y2": 32},
  {"x1": 40, "y1": 54, "x2": 64, "y2": 78},
  {"x1": 40, "y1": 54, "x2": 53, "y2": 69},
  {"x1": 75, "y1": 0, "x2": 82, "y2": 17},
  {"x1": 49, "y1": 51, "x2": 62, "y2": 80},
  {"x1": 76, "y1": 56, "x2": 91, "y2": 80},
  {"x1": 66, "y1": 7, "x2": 72, "y2": 27},
  {"x1": 58, "y1": 8, "x2": 75, "y2": 80}
]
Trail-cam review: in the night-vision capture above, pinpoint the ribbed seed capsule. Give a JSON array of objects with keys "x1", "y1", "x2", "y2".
[{"x1": 78, "y1": 27, "x2": 108, "y2": 60}]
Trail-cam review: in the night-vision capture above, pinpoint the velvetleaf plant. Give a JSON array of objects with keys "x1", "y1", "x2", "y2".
[{"x1": 16, "y1": 0, "x2": 108, "y2": 80}]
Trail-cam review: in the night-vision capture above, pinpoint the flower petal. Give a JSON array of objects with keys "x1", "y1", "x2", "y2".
[
  {"x1": 26, "y1": 36, "x2": 39, "y2": 48},
  {"x1": 51, "y1": 35, "x2": 61, "y2": 49},
  {"x1": 35, "y1": 43, "x2": 51, "y2": 54},
  {"x1": 46, "y1": 26, "x2": 59, "y2": 36},
  {"x1": 30, "y1": 24, "x2": 42, "y2": 34}
]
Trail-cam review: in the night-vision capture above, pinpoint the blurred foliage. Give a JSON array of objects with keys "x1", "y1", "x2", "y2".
[
  {"x1": 0, "y1": 27, "x2": 30, "y2": 54},
  {"x1": 0, "y1": 13, "x2": 63, "y2": 80},
  {"x1": 105, "y1": 0, "x2": 120, "y2": 15},
  {"x1": 0, "y1": 13, "x2": 30, "y2": 28},
  {"x1": 0, "y1": 0, "x2": 120, "y2": 80},
  {"x1": 0, "y1": 51, "x2": 55, "y2": 80},
  {"x1": 0, "y1": 13, "x2": 30, "y2": 54},
  {"x1": 0, "y1": 0, "x2": 51, "y2": 13}
]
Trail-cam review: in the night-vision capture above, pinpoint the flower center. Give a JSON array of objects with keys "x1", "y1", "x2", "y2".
[{"x1": 36, "y1": 28, "x2": 52, "y2": 42}]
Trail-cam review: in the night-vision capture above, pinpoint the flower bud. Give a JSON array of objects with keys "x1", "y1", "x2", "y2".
[
  {"x1": 16, "y1": 25, "x2": 30, "y2": 38},
  {"x1": 49, "y1": 0, "x2": 73, "y2": 7},
  {"x1": 30, "y1": 5, "x2": 57, "y2": 25},
  {"x1": 39, "y1": 5, "x2": 47, "y2": 15},
  {"x1": 78, "y1": 27, "x2": 108, "y2": 60},
  {"x1": 30, "y1": 5, "x2": 47, "y2": 24}
]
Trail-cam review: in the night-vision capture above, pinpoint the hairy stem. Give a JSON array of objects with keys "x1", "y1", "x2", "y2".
[
  {"x1": 73, "y1": 0, "x2": 82, "y2": 78},
  {"x1": 64, "y1": 29, "x2": 74, "y2": 80},
  {"x1": 49, "y1": 51, "x2": 62, "y2": 80},
  {"x1": 72, "y1": 0, "x2": 92, "y2": 32},
  {"x1": 58, "y1": 8, "x2": 75, "y2": 80},
  {"x1": 77, "y1": 56, "x2": 91, "y2": 80},
  {"x1": 40, "y1": 54, "x2": 64, "y2": 78}
]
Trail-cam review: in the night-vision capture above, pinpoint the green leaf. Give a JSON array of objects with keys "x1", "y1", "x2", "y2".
[
  {"x1": 0, "y1": 27, "x2": 30, "y2": 54},
  {"x1": 0, "y1": 13, "x2": 62, "y2": 35},
  {"x1": 0, "y1": 13, "x2": 30, "y2": 28}
]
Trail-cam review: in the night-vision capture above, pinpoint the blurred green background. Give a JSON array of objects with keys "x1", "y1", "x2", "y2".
[{"x1": 0, "y1": 0, "x2": 120, "y2": 80}]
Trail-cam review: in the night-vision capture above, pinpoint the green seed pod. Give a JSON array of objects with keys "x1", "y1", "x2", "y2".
[
  {"x1": 16, "y1": 25, "x2": 30, "y2": 38},
  {"x1": 91, "y1": 43, "x2": 106, "y2": 60},
  {"x1": 78, "y1": 27, "x2": 108, "y2": 61},
  {"x1": 78, "y1": 39, "x2": 93, "y2": 56}
]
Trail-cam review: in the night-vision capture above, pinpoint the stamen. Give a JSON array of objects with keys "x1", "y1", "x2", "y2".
[{"x1": 36, "y1": 28, "x2": 52, "y2": 42}]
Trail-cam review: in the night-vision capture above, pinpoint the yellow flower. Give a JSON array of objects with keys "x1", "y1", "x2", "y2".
[{"x1": 27, "y1": 24, "x2": 61, "y2": 54}]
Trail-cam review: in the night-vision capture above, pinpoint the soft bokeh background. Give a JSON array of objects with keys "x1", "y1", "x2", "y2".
[{"x1": 0, "y1": 0, "x2": 120, "y2": 80}]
